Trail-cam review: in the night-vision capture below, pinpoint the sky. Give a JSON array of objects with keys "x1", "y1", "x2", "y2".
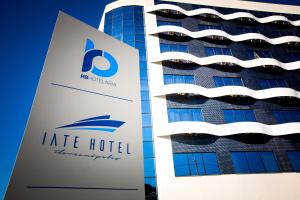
[
  {"x1": 0, "y1": 0, "x2": 112, "y2": 199},
  {"x1": 0, "y1": 0, "x2": 299, "y2": 199}
]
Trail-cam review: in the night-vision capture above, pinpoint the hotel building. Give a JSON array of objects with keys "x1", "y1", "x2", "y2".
[{"x1": 99, "y1": 0, "x2": 300, "y2": 199}]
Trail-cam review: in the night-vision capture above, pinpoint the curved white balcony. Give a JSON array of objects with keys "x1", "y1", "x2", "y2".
[
  {"x1": 150, "y1": 25, "x2": 300, "y2": 45},
  {"x1": 146, "y1": 4, "x2": 300, "y2": 26},
  {"x1": 153, "y1": 84, "x2": 300, "y2": 100},
  {"x1": 156, "y1": 121, "x2": 300, "y2": 137},
  {"x1": 151, "y1": 52, "x2": 300, "y2": 70}
]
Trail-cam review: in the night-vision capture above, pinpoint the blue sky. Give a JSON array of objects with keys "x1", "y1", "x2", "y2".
[
  {"x1": 0, "y1": 0, "x2": 299, "y2": 199},
  {"x1": 0, "y1": 0, "x2": 112, "y2": 199}
]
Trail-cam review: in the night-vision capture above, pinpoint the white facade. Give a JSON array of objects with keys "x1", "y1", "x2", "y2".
[{"x1": 100, "y1": 1, "x2": 300, "y2": 199}]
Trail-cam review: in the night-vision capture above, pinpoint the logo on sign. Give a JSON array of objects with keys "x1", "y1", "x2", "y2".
[
  {"x1": 56, "y1": 115, "x2": 125, "y2": 133},
  {"x1": 80, "y1": 39, "x2": 117, "y2": 86},
  {"x1": 82, "y1": 39, "x2": 118, "y2": 77}
]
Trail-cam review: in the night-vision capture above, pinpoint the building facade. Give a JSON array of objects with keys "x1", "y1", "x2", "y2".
[{"x1": 99, "y1": 0, "x2": 300, "y2": 199}]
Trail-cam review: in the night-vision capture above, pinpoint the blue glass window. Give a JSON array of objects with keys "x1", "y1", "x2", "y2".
[
  {"x1": 155, "y1": 0, "x2": 177, "y2": 5},
  {"x1": 160, "y1": 43, "x2": 168, "y2": 52},
  {"x1": 173, "y1": 154, "x2": 190, "y2": 176},
  {"x1": 202, "y1": 153, "x2": 220, "y2": 175},
  {"x1": 134, "y1": 6, "x2": 143, "y2": 13},
  {"x1": 140, "y1": 79, "x2": 149, "y2": 91},
  {"x1": 237, "y1": 27, "x2": 260, "y2": 34},
  {"x1": 135, "y1": 18, "x2": 144, "y2": 27},
  {"x1": 224, "y1": 109, "x2": 256, "y2": 123},
  {"x1": 164, "y1": 74, "x2": 194, "y2": 84},
  {"x1": 135, "y1": 41, "x2": 146, "y2": 51},
  {"x1": 173, "y1": 153, "x2": 220, "y2": 176},
  {"x1": 246, "y1": 152, "x2": 266, "y2": 173},
  {"x1": 123, "y1": 6, "x2": 134, "y2": 14},
  {"x1": 143, "y1": 127, "x2": 152, "y2": 142},
  {"x1": 287, "y1": 151, "x2": 300, "y2": 172},
  {"x1": 123, "y1": 33, "x2": 134, "y2": 44},
  {"x1": 246, "y1": 49, "x2": 255, "y2": 59},
  {"x1": 140, "y1": 69, "x2": 148, "y2": 80},
  {"x1": 231, "y1": 152, "x2": 250, "y2": 173},
  {"x1": 259, "y1": 79, "x2": 288, "y2": 89},
  {"x1": 144, "y1": 158, "x2": 156, "y2": 177},
  {"x1": 273, "y1": 110, "x2": 300, "y2": 124},
  {"x1": 104, "y1": 12, "x2": 113, "y2": 34},
  {"x1": 270, "y1": 30, "x2": 295, "y2": 37},
  {"x1": 188, "y1": 153, "x2": 205, "y2": 175},
  {"x1": 113, "y1": 7, "x2": 123, "y2": 16},
  {"x1": 141, "y1": 91, "x2": 150, "y2": 100},
  {"x1": 198, "y1": 24, "x2": 222, "y2": 31},
  {"x1": 143, "y1": 141, "x2": 154, "y2": 158},
  {"x1": 142, "y1": 114, "x2": 152, "y2": 127},
  {"x1": 157, "y1": 20, "x2": 182, "y2": 26},
  {"x1": 135, "y1": 33, "x2": 145, "y2": 42},
  {"x1": 192, "y1": 4, "x2": 201, "y2": 9},
  {"x1": 285, "y1": 53, "x2": 300, "y2": 62},
  {"x1": 168, "y1": 108, "x2": 204, "y2": 122},
  {"x1": 254, "y1": 50, "x2": 272, "y2": 58},
  {"x1": 231, "y1": 151, "x2": 279, "y2": 174},
  {"x1": 260, "y1": 152, "x2": 281, "y2": 172},
  {"x1": 144, "y1": 177, "x2": 156, "y2": 188},
  {"x1": 160, "y1": 43, "x2": 188, "y2": 53},
  {"x1": 135, "y1": 26, "x2": 144, "y2": 34},
  {"x1": 205, "y1": 47, "x2": 232, "y2": 56},
  {"x1": 205, "y1": 47, "x2": 214, "y2": 56},
  {"x1": 140, "y1": 60, "x2": 147, "y2": 70},
  {"x1": 123, "y1": 19, "x2": 134, "y2": 28},
  {"x1": 214, "y1": 77, "x2": 243, "y2": 87},
  {"x1": 140, "y1": 52, "x2": 148, "y2": 61},
  {"x1": 142, "y1": 101, "x2": 151, "y2": 114}
]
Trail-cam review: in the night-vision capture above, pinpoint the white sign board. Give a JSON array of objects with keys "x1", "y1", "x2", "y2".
[{"x1": 5, "y1": 12, "x2": 144, "y2": 200}]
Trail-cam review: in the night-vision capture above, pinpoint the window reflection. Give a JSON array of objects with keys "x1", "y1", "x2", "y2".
[
  {"x1": 214, "y1": 76, "x2": 243, "y2": 87},
  {"x1": 157, "y1": 20, "x2": 182, "y2": 26},
  {"x1": 273, "y1": 110, "x2": 300, "y2": 123},
  {"x1": 173, "y1": 152, "x2": 220, "y2": 176},
  {"x1": 164, "y1": 74, "x2": 194, "y2": 84},
  {"x1": 223, "y1": 109, "x2": 256, "y2": 123},
  {"x1": 259, "y1": 79, "x2": 288, "y2": 89},
  {"x1": 231, "y1": 151, "x2": 280, "y2": 173},
  {"x1": 287, "y1": 151, "x2": 300, "y2": 172},
  {"x1": 205, "y1": 47, "x2": 232, "y2": 56},
  {"x1": 168, "y1": 108, "x2": 204, "y2": 122},
  {"x1": 160, "y1": 43, "x2": 188, "y2": 53}
]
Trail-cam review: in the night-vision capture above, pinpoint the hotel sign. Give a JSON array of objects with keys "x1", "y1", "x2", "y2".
[{"x1": 5, "y1": 12, "x2": 145, "y2": 200}]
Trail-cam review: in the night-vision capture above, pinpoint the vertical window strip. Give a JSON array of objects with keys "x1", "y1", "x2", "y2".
[{"x1": 105, "y1": 6, "x2": 158, "y2": 193}]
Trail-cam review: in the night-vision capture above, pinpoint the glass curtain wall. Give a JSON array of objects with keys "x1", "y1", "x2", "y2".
[{"x1": 104, "y1": 6, "x2": 157, "y2": 200}]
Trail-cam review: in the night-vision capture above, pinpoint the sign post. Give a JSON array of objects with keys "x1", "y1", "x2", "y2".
[{"x1": 5, "y1": 12, "x2": 144, "y2": 200}]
